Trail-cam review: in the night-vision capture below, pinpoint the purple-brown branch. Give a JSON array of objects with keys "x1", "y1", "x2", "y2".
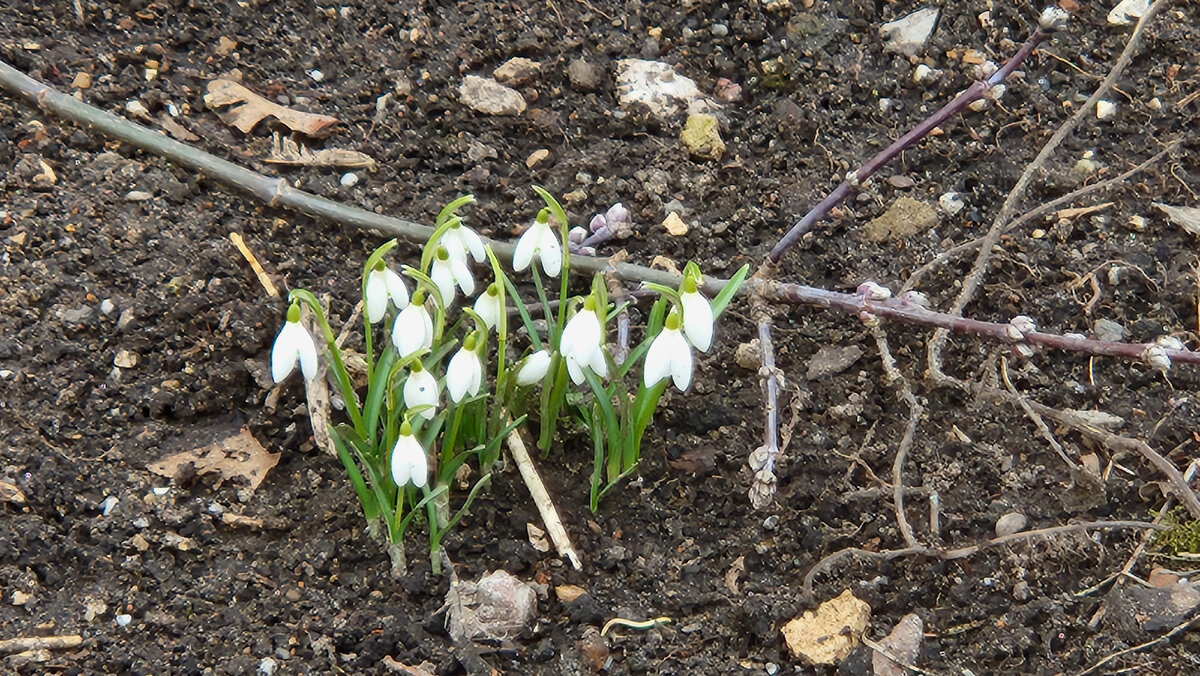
[{"x1": 768, "y1": 20, "x2": 1053, "y2": 263}]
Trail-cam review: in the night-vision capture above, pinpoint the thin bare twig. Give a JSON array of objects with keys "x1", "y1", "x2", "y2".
[
  {"x1": 870, "y1": 324, "x2": 923, "y2": 549},
  {"x1": 999, "y1": 356, "x2": 1077, "y2": 470},
  {"x1": 747, "y1": 276, "x2": 782, "y2": 509},
  {"x1": 506, "y1": 425, "x2": 582, "y2": 570},
  {"x1": 928, "y1": 0, "x2": 1172, "y2": 378},
  {"x1": 802, "y1": 520, "x2": 1164, "y2": 600},
  {"x1": 1075, "y1": 612, "x2": 1200, "y2": 676}
]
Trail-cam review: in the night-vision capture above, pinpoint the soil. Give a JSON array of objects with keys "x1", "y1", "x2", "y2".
[{"x1": 2, "y1": 1, "x2": 1200, "y2": 674}]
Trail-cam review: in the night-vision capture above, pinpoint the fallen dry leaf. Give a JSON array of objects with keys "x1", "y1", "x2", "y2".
[
  {"x1": 204, "y1": 79, "x2": 339, "y2": 136},
  {"x1": 724, "y1": 555, "x2": 745, "y2": 595},
  {"x1": 1154, "y1": 202, "x2": 1200, "y2": 237},
  {"x1": 158, "y1": 114, "x2": 199, "y2": 142},
  {"x1": 147, "y1": 427, "x2": 279, "y2": 491},
  {"x1": 265, "y1": 133, "x2": 376, "y2": 169}
]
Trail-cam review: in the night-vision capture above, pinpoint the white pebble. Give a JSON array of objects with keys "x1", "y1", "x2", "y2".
[
  {"x1": 995, "y1": 512, "x2": 1028, "y2": 537},
  {"x1": 308, "y1": 69, "x2": 324, "y2": 82},
  {"x1": 115, "y1": 614, "x2": 132, "y2": 627},
  {"x1": 124, "y1": 100, "x2": 149, "y2": 116},
  {"x1": 100, "y1": 299, "x2": 115, "y2": 315},
  {"x1": 101, "y1": 496, "x2": 119, "y2": 516},
  {"x1": 152, "y1": 486, "x2": 171, "y2": 496},
  {"x1": 938, "y1": 192, "x2": 965, "y2": 215},
  {"x1": 340, "y1": 172, "x2": 359, "y2": 187},
  {"x1": 258, "y1": 657, "x2": 279, "y2": 676},
  {"x1": 1096, "y1": 99, "x2": 1117, "y2": 120}
]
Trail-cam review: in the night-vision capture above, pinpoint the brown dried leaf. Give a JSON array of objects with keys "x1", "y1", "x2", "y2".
[
  {"x1": 204, "y1": 79, "x2": 339, "y2": 136},
  {"x1": 147, "y1": 428, "x2": 279, "y2": 491},
  {"x1": 158, "y1": 114, "x2": 199, "y2": 142},
  {"x1": 264, "y1": 133, "x2": 376, "y2": 169},
  {"x1": 1154, "y1": 202, "x2": 1200, "y2": 237}
]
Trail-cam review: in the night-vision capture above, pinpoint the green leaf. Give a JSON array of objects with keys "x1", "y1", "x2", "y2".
[{"x1": 711, "y1": 263, "x2": 750, "y2": 318}]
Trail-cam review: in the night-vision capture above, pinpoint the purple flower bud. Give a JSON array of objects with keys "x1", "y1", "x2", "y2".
[
  {"x1": 856, "y1": 281, "x2": 892, "y2": 301},
  {"x1": 605, "y1": 202, "x2": 630, "y2": 226},
  {"x1": 588, "y1": 214, "x2": 608, "y2": 233},
  {"x1": 568, "y1": 226, "x2": 588, "y2": 245}
]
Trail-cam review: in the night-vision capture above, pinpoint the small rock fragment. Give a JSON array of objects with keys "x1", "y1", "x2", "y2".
[
  {"x1": 782, "y1": 589, "x2": 871, "y2": 665},
  {"x1": 1096, "y1": 99, "x2": 1117, "y2": 120},
  {"x1": 713, "y1": 77, "x2": 742, "y2": 102},
  {"x1": 872, "y1": 613, "x2": 923, "y2": 676},
  {"x1": 995, "y1": 512, "x2": 1028, "y2": 537},
  {"x1": 865, "y1": 197, "x2": 938, "y2": 241},
  {"x1": 1103, "y1": 582, "x2": 1200, "y2": 634},
  {"x1": 734, "y1": 340, "x2": 762, "y2": 369},
  {"x1": 339, "y1": 172, "x2": 359, "y2": 187},
  {"x1": 806, "y1": 345, "x2": 864, "y2": 380},
  {"x1": 1108, "y1": 0, "x2": 1151, "y2": 26},
  {"x1": 615, "y1": 59, "x2": 700, "y2": 119},
  {"x1": 567, "y1": 58, "x2": 603, "y2": 92},
  {"x1": 72, "y1": 72, "x2": 92, "y2": 89},
  {"x1": 880, "y1": 8, "x2": 940, "y2": 57},
  {"x1": 494, "y1": 57, "x2": 541, "y2": 86},
  {"x1": 124, "y1": 190, "x2": 153, "y2": 202},
  {"x1": 115, "y1": 613, "x2": 132, "y2": 627},
  {"x1": 680, "y1": 113, "x2": 725, "y2": 160},
  {"x1": 662, "y1": 212, "x2": 689, "y2": 236},
  {"x1": 526, "y1": 148, "x2": 551, "y2": 168},
  {"x1": 459, "y1": 75, "x2": 526, "y2": 116},
  {"x1": 1093, "y1": 318, "x2": 1125, "y2": 342},
  {"x1": 113, "y1": 350, "x2": 138, "y2": 368}
]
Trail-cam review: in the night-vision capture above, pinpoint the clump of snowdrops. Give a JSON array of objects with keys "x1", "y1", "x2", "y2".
[{"x1": 270, "y1": 189, "x2": 746, "y2": 572}]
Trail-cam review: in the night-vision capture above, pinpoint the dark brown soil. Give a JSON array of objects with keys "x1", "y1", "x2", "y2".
[{"x1": 3, "y1": 1, "x2": 1200, "y2": 674}]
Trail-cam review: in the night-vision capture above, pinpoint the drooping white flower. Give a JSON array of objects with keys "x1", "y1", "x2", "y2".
[
  {"x1": 403, "y1": 360, "x2": 439, "y2": 420},
  {"x1": 515, "y1": 350, "x2": 552, "y2": 386},
  {"x1": 473, "y1": 283, "x2": 503, "y2": 331},
  {"x1": 430, "y1": 247, "x2": 475, "y2": 307},
  {"x1": 679, "y1": 276, "x2": 714, "y2": 353},
  {"x1": 364, "y1": 262, "x2": 410, "y2": 324},
  {"x1": 560, "y1": 300, "x2": 607, "y2": 385},
  {"x1": 440, "y1": 221, "x2": 486, "y2": 263},
  {"x1": 644, "y1": 313, "x2": 693, "y2": 391},
  {"x1": 390, "y1": 422, "x2": 428, "y2": 488},
  {"x1": 446, "y1": 334, "x2": 484, "y2": 403},
  {"x1": 391, "y1": 292, "x2": 434, "y2": 359},
  {"x1": 271, "y1": 303, "x2": 319, "y2": 383},
  {"x1": 512, "y1": 210, "x2": 562, "y2": 277}
]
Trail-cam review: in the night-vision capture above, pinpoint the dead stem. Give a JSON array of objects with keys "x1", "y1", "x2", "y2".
[
  {"x1": 999, "y1": 356, "x2": 1078, "y2": 470},
  {"x1": 870, "y1": 324, "x2": 923, "y2": 549},
  {"x1": 748, "y1": 269, "x2": 783, "y2": 509},
  {"x1": 927, "y1": 0, "x2": 1172, "y2": 378},
  {"x1": 506, "y1": 425, "x2": 582, "y2": 570},
  {"x1": 802, "y1": 520, "x2": 1164, "y2": 601}
]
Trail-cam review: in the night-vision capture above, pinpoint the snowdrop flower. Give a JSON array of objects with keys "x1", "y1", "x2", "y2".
[
  {"x1": 430, "y1": 246, "x2": 474, "y2": 307},
  {"x1": 271, "y1": 302, "x2": 319, "y2": 383},
  {"x1": 474, "y1": 283, "x2": 502, "y2": 331},
  {"x1": 561, "y1": 298, "x2": 608, "y2": 385},
  {"x1": 446, "y1": 334, "x2": 484, "y2": 403},
  {"x1": 403, "y1": 360, "x2": 439, "y2": 420},
  {"x1": 515, "y1": 349, "x2": 552, "y2": 386},
  {"x1": 391, "y1": 291, "x2": 434, "y2": 359},
  {"x1": 513, "y1": 209, "x2": 562, "y2": 277},
  {"x1": 390, "y1": 421, "x2": 428, "y2": 488},
  {"x1": 644, "y1": 312, "x2": 693, "y2": 391},
  {"x1": 440, "y1": 221, "x2": 486, "y2": 264},
  {"x1": 679, "y1": 275, "x2": 714, "y2": 352},
  {"x1": 364, "y1": 261, "x2": 410, "y2": 324}
]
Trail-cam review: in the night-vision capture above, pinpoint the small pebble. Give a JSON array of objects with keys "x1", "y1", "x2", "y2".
[
  {"x1": 124, "y1": 99, "x2": 149, "y2": 117},
  {"x1": 258, "y1": 657, "x2": 278, "y2": 676},
  {"x1": 101, "y1": 496, "x2": 119, "y2": 516},
  {"x1": 124, "y1": 190, "x2": 153, "y2": 202},
  {"x1": 115, "y1": 614, "x2": 132, "y2": 627},
  {"x1": 1095, "y1": 99, "x2": 1117, "y2": 120},
  {"x1": 995, "y1": 512, "x2": 1028, "y2": 537},
  {"x1": 711, "y1": 23, "x2": 729, "y2": 37},
  {"x1": 100, "y1": 299, "x2": 115, "y2": 315},
  {"x1": 340, "y1": 172, "x2": 359, "y2": 187},
  {"x1": 938, "y1": 192, "x2": 965, "y2": 215},
  {"x1": 308, "y1": 69, "x2": 324, "y2": 82},
  {"x1": 762, "y1": 515, "x2": 780, "y2": 530},
  {"x1": 152, "y1": 486, "x2": 171, "y2": 496}
]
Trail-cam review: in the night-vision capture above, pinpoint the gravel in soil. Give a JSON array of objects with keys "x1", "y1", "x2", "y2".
[{"x1": 2, "y1": 1, "x2": 1200, "y2": 673}]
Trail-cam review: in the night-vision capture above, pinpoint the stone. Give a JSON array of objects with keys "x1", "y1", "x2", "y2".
[
  {"x1": 458, "y1": 75, "x2": 525, "y2": 116},
  {"x1": 872, "y1": 613, "x2": 923, "y2": 676},
  {"x1": 781, "y1": 589, "x2": 871, "y2": 665},
  {"x1": 567, "y1": 58, "x2": 603, "y2": 92},
  {"x1": 493, "y1": 57, "x2": 541, "y2": 86},
  {"x1": 865, "y1": 197, "x2": 938, "y2": 241},
  {"x1": 615, "y1": 59, "x2": 700, "y2": 119},
  {"x1": 995, "y1": 512, "x2": 1028, "y2": 537},
  {"x1": 680, "y1": 113, "x2": 725, "y2": 160},
  {"x1": 662, "y1": 212, "x2": 688, "y2": 236},
  {"x1": 880, "y1": 8, "x2": 939, "y2": 57},
  {"x1": 1108, "y1": 0, "x2": 1151, "y2": 26},
  {"x1": 805, "y1": 345, "x2": 864, "y2": 380}
]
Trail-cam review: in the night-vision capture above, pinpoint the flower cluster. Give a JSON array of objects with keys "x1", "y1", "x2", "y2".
[{"x1": 269, "y1": 191, "x2": 747, "y2": 569}]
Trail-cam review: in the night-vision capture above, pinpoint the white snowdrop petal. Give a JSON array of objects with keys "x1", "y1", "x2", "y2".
[
  {"x1": 474, "y1": 293, "x2": 500, "y2": 330},
  {"x1": 392, "y1": 305, "x2": 429, "y2": 358},
  {"x1": 451, "y1": 257, "x2": 475, "y2": 296},
  {"x1": 643, "y1": 334, "x2": 673, "y2": 388},
  {"x1": 431, "y1": 261, "x2": 457, "y2": 306},
  {"x1": 539, "y1": 228, "x2": 562, "y2": 276},
  {"x1": 384, "y1": 269, "x2": 410, "y2": 309},
  {"x1": 588, "y1": 346, "x2": 608, "y2": 380},
  {"x1": 447, "y1": 350, "x2": 479, "y2": 402},
  {"x1": 513, "y1": 228, "x2": 537, "y2": 271},
  {"x1": 681, "y1": 291, "x2": 714, "y2": 352},
  {"x1": 565, "y1": 355, "x2": 586, "y2": 385},
  {"x1": 516, "y1": 350, "x2": 552, "y2": 385},
  {"x1": 296, "y1": 328, "x2": 319, "y2": 382},
  {"x1": 390, "y1": 436, "x2": 413, "y2": 486},
  {"x1": 403, "y1": 370, "x2": 439, "y2": 419},
  {"x1": 408, "y1": 446, "x2": 428, "y2": 488},
  {"x1": 460, "y1": 226, "x2": 486, "y2": 263},
  {"x1": 365, "y1": 271, "x2": 389, "y2": 324},
  {"x1": 270, "y1": 327, "x2": 299, "y2": 383},
  {"x1": 669, "y1": 332, "x2": 693, "y2": 391}
]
